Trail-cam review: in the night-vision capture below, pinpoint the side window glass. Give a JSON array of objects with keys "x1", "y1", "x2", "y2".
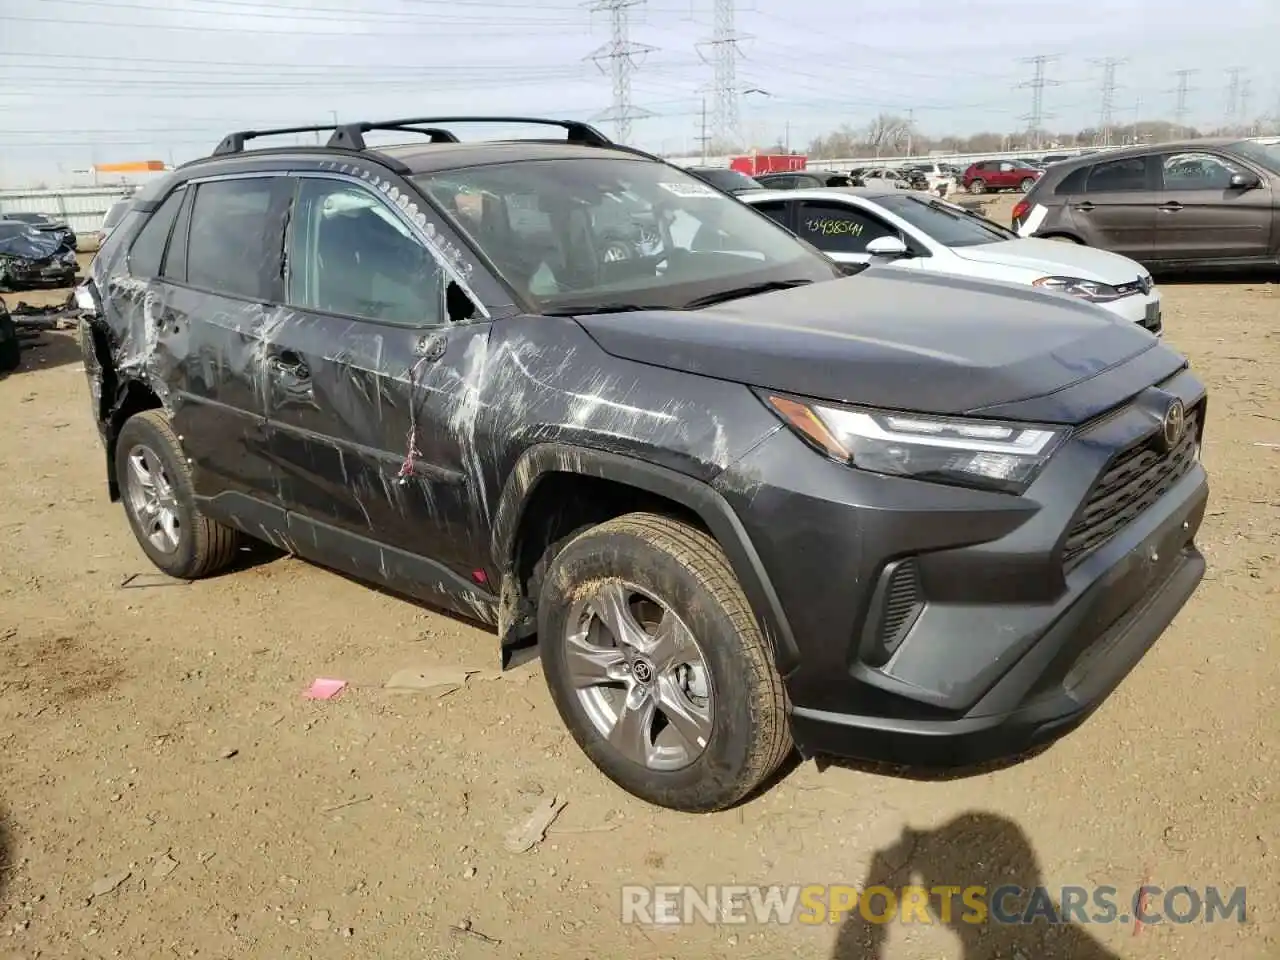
[
  {"x1": 288, "y1": 178, "x2": 444, "y2": 327},
  {"x1": 1084, "y1": 157, "x2": 1148, "y2": 193},
  {"x1": 162, "y1": 188, "x2": 193, "y2": 282},
  {"x1": 796, "y1": 202, "x2": 896, "y2": 253},
  {"x1": 1161, "y1": 153, "x2": 1240, "y2": 191},
  {"x1": 999, "y1": 162, "x2": 1015, "y2": 173},
  {"x1": 187, "y1": 178, "x2": 289, "y2": 301},
  {"x1": 752, "y1": 201, "x2": 790, "y2": 228},
  {"x1": 1056, "y1": 167, "x2": 1089, "y2": 195},
  {"x1": 128, "y1": 187, "x2": 185, "y2": 280}
]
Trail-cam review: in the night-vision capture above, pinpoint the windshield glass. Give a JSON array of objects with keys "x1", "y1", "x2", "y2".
[
  {"x1": 103, "y1": 201, "x2": 130, "y2": 229},
  {"x1": 1227, "y1": 137, "x2": 1280, "y2": 175},
  {"x1": 413, "y1": 158, "x2": 837, "y2": 312},
  {"x1": 876, "y1": 194, "x2": 1017, "y2": 247}
]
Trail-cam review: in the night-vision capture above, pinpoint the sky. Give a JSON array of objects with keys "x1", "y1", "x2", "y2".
[{"x1": 0, "y1": 0, "x2": 1277, "y2": 186}]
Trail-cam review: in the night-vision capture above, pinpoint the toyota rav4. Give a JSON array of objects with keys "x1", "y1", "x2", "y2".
[{"x1": 75, "y1": 116, "x2": 1208, "y2": 812}]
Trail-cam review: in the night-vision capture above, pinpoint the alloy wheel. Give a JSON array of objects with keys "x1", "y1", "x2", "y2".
[
  {"x1": 564, "y1": 581, "x2": 713, "y2": 771},
  {"x1": 124, "y1": 443, "x2": 182, "y2": 554}
]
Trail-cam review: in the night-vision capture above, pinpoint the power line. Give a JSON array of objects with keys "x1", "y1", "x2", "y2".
[
  {"x1": 1171, "y1": 68, "x2": 1197, "y2": 134},
  {"x1": 1225, "y1": 67, "x2": 1243, "y2": 125},
  {"x1": 1016, "y1": 55, "x2": 1060, "y2": 149},
  {"x1": 1089, "y1": 57, "x2": 1125, "y2": 146},
  {"x1": 585, "y1": 0, "x2": 655, "y2": 142},
  {"x1": 697, "y1": 0, "x2": 748, "y2": 146}
]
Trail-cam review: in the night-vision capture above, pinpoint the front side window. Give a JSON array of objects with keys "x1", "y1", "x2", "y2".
[
  {"x1": 128, "y1": 187, "x2": 185, "y2": 279},
  {"x1": 794, "y1": 201, "x2": 897, "y2": 253},
  {"x1": 1160, "y1": 152, "x2": 1243, "y2": 191},
  {"x1": 287, "y1": 179, "x2": 443, "y2": 326},
  {"x1": 1084, "y1": 157, "x2": 1150, "y2": 194},
  {"x1": 413, "y1": 158, "x2": 837, "y2": 312},
  {"x1": 876, "y1": 194, "x2": 1016, "y2": 247},
  {"x1": 187, "y1": 177, "x2": 290, "y2": 301}
]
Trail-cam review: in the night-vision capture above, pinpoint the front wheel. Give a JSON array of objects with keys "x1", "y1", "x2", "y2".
[
  {"x1": 538, "y1": 513, "x2": 792, "y2": 812},
  {"x1": 115, "y1": 410, "x2": 242, "y2": 579},
  {"x1": 968, "y1": 179, "x2": 986, "y2": 194},
  {"x1": 1019, "y1": 177, "x2": 1036, "y2": 193}
]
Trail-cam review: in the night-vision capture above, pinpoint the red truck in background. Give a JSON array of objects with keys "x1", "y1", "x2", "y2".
[{"x1": 729, "y1": 153, "x2": 807, "y2": 176}]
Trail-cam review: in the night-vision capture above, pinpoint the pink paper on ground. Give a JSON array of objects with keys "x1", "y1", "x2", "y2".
[{"x1": 304, "y1": 678, "x2": 347, "y2": 700}]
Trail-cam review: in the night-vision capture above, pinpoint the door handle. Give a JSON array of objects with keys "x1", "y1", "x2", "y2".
[
  {"x1": 1073, "y1": 202, "x2": 1095, "y2": 213},
  {"x1": 1157, "y1": 202, "x2": 1183, "y2": 213},
  {"x1": 268, "y1": 351, "x2": 309, "y2": 379}
]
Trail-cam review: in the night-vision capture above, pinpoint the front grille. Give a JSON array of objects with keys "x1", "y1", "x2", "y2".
[{"x1": 1062, "y1": 405, "x2": 1200, "y2": 569}]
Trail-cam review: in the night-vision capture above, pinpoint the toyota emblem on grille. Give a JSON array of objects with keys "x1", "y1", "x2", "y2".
[{"x1": 1161, "y1": 398, "x2": 1186, "y2": 450}]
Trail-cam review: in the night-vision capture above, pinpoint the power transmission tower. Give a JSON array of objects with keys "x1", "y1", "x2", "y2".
[
  {"x1": 1225, "y1": 67, "x2": 1243, "y2": 127},
  {"x1": 1016, "y1": 55, "x2": 1060, "y2": 149},
  {"x1": 697, "y1": 0, "x2": 748, "y2": 147},
  {"x1": 1090, "y1": 57, "x2": 1126, "y2": 146},
  {"x1": 1172, "y1": 69, "x2": 1197, "y2": 134},
  {"x1": 585, "y1": 0, "x2": 655, "y2": 142},
  {"x1": 1240, "y1": 77, "x2": 1254, "y2": 132}
]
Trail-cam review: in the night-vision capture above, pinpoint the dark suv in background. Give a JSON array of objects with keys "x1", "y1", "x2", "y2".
[
  {"x1": 1013, "y1": 137, "x2": 1280, "y2": 272},
  {"x1": 77, "y1": 115, "x2": 1208, "y2": 813}
]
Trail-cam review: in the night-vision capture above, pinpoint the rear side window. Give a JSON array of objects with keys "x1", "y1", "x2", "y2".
[
  {"x1": 1084, "y1": 157, "x2": 1149, "y2": 193},
  {"x1": 102, "y1": 200, "x2": 130, "y2": 230},
  {"x1": 128, "y1": 187, "x2": 185, "y2": 279},
  {"x1": 187, "y1": 177, "x2": 290, "y2": 301},
  {"x1": 1055, "y1": 166, "x2": 1089, "y2": 195},
  {"x1": 796, "y1": 201, "x2": 896, "y2": 253},
  {"x1": 752, "y1": 200, "x2": 790, "y2": 228}
]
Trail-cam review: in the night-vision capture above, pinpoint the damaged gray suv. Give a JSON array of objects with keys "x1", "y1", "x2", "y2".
[{"x1": 77, "y1": 116, "x2": 1209, "y2": 812}]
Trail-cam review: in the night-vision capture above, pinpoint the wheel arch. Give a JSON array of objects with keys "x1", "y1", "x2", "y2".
[{"x1": 491, "y1": 442, "x2": 801, "y2": 675}]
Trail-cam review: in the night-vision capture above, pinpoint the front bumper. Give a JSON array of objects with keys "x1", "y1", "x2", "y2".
[
  {"x1": 713, "y1": 369, "x2": 1208, "y2": 767},
  {"x1": 1100, "y1": 289, "x2": 1162, "y2": 335}
]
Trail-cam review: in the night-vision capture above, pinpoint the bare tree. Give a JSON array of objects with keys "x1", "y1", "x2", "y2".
[{"x1": 862, "y1": 113, "x2": 912, "y2": 154}]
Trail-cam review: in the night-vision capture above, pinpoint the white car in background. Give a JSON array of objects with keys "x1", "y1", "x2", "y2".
[{"x1": 742, "y1": 186, "x2": 1163, "y2": 333}]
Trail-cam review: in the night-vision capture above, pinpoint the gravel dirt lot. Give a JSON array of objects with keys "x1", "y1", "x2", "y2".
[{"x1": 0, "y1": 230, "x2": 1276, "y2": 959}]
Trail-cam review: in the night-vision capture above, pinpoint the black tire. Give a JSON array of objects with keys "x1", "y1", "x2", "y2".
[
  {"x1": 968, "y1": 179, "x2": 985, "y2": 194},
  {"x1": 0, "y1": 312, "x2": 19, "y2": 373},
  {"x1": 1019, "y1": 177, "x2": 1036, "y2": 193},
  {"x1": 114, "y1": 409, "x2": 242, "y2": 579},
  {"x1": 538, "y1": 512, "x2": 792, "y2": 812}
]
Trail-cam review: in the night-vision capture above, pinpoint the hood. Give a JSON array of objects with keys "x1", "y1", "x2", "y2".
[
  {"x1": 950, "y1": 238, "x2": 1147, "y2": 286},
  {"x1": 0, "y1": 226, "x2": 62, "y2": 261},
  {"x1": 573, "y1": 269, "x2": 1184, "y2": 424}
]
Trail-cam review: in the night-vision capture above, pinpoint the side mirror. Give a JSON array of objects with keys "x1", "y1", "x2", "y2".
[
  {"x1": 866, "y1": 236, "x2": 909, "y2": 257},
  {"x1": 1229, "y1": 172, "x2": 1260, "y2": 190}
]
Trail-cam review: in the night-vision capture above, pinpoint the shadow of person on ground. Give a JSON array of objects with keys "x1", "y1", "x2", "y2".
[
  {"x1": 831, "y1": 812, "x2": 1122, "y2": 960},
  {"x1": 0, "y1": 805, "x2": 13, "y2": 901}
]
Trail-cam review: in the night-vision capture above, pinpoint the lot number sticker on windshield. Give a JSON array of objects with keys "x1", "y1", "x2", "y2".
[{"x1": 659, "y1": 181, "x2": 724, "y2": 199}]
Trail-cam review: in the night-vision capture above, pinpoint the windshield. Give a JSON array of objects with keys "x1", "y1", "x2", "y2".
[
  {"x1": 876, "y1": 194, "x2": 1018, "y2": 247},
  {"x1": 1227, "y1": 137, "x2": 1280, "y2": 175},
  {"x1": 103, "y1": 201, "x2": 130, "y2": 229},
  {"x1": 413, "y1": 158, "x2": 838, "y2": 312}
]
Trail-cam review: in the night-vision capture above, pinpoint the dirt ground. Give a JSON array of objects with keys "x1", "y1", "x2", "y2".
[{"x1": 0, "y1": 236, "x2": 1276, "y2": 959}]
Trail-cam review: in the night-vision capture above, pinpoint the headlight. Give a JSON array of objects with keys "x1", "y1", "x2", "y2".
[
  {"x1": 1032, "y1": 276, "x2": 1125, "y2": 302},
  {"x1": 765, "y1": 395, "x2": 1066, "y2": 494}
]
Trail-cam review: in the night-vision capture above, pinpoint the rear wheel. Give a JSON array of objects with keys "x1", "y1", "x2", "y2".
[
  {"x1": 115, "y1": 410, "x2": 242, "y2": 580},
  {"x1": 968, "y1": 179, "x2": 985, "y2": 194},
  {"x1": 538, "y1": 512, "x2": 791, "y2": 812},
  {"x1": 1019, "y1": 177, "x2": 1036, "y2": 193}
]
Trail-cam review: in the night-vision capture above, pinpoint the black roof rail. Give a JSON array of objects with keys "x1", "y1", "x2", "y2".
[
  {"x1": 212, "y1": 124, "x2": 350, "y2": 156},
  {"x1": 322, "y1": 116, "x2": 614, "y2": 151}
]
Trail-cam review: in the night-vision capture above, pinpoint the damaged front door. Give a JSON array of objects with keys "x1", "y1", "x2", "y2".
[{"x1": 264, "y1": 172, "x2": 495, "y2": 610}]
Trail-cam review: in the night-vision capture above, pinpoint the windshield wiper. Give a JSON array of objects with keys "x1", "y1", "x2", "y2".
[
  {"x1": 683, "y1": 278, "x2": 815, "y2": 309},
  {"x1": 542, "y1": 303, "x2": 669, "y2": 316}
]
